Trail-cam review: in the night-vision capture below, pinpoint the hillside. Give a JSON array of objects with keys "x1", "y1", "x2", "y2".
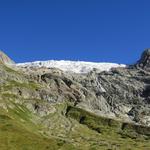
[{"x1": 0, "y1": 49, "x2": 150, "y2": 150}]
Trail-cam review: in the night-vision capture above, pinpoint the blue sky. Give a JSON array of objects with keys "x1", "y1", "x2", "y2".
[{"x1": 0, "y1": 0, "x2": 150, "y2": 64}]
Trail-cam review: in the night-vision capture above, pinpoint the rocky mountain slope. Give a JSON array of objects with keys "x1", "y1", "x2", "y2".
[{"x1": 0, "y1": 49, "x2": 150, "y2": 150}]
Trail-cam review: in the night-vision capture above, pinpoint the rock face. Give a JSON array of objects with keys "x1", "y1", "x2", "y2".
[
  {"x1": 0, "y1": 50, "x2": 15, "y2": 65},
  {"x1": 10, "y1": 49, "x2": 149, "y2": 126},
  {"x1": 136, "y1": 48, "x2": 150, "y2": 70},
  {"x1": 0, "y1": 50, "x2": 150, "y2": 125}
]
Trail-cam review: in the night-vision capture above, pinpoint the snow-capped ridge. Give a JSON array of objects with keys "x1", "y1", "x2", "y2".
[{"x1": 17, "y1": 60, "x2": 126, "y2": 74}]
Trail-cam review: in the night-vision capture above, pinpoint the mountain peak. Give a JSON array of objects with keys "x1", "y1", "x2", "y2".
[
  {"x1": 0, "y1": 50, "x2": 15, "y2": 65},
  {"x1": 136, "y1": 49, "x2": 150, "y2": 70}
]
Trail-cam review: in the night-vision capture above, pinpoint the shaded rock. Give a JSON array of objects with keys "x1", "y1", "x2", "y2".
[{"x1": 136, "y1": 48, "x2": 150, "y2": 70}]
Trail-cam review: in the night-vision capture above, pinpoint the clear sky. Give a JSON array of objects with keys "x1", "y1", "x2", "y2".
[{"x1": 0, "y1": 0, "x2": 150, "y2": 64}]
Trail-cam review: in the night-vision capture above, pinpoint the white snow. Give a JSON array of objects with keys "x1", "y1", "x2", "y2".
[{"x1": 16, "y1": 60, "x2": 126, "y2": 74}]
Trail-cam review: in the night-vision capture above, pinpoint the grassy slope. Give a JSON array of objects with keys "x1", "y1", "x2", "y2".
[
  {"x1": 0, "y1": 104, "x2": 77, "y2": 150},
  {"x1": 66, "y1": 106, "x2": 150, "y2": 150},
  {"x1": 1, "y1": 94, "x2": 150, "y2": 150}
]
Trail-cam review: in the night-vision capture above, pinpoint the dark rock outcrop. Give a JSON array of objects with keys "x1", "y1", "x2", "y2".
[{"x1": 136, "y1": 48, "x2": 150, "y2": 70}]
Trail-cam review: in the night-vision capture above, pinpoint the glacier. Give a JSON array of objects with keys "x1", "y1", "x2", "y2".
[{"x1": 17, "y1": 60, "x2": 126, "y2": 74}]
